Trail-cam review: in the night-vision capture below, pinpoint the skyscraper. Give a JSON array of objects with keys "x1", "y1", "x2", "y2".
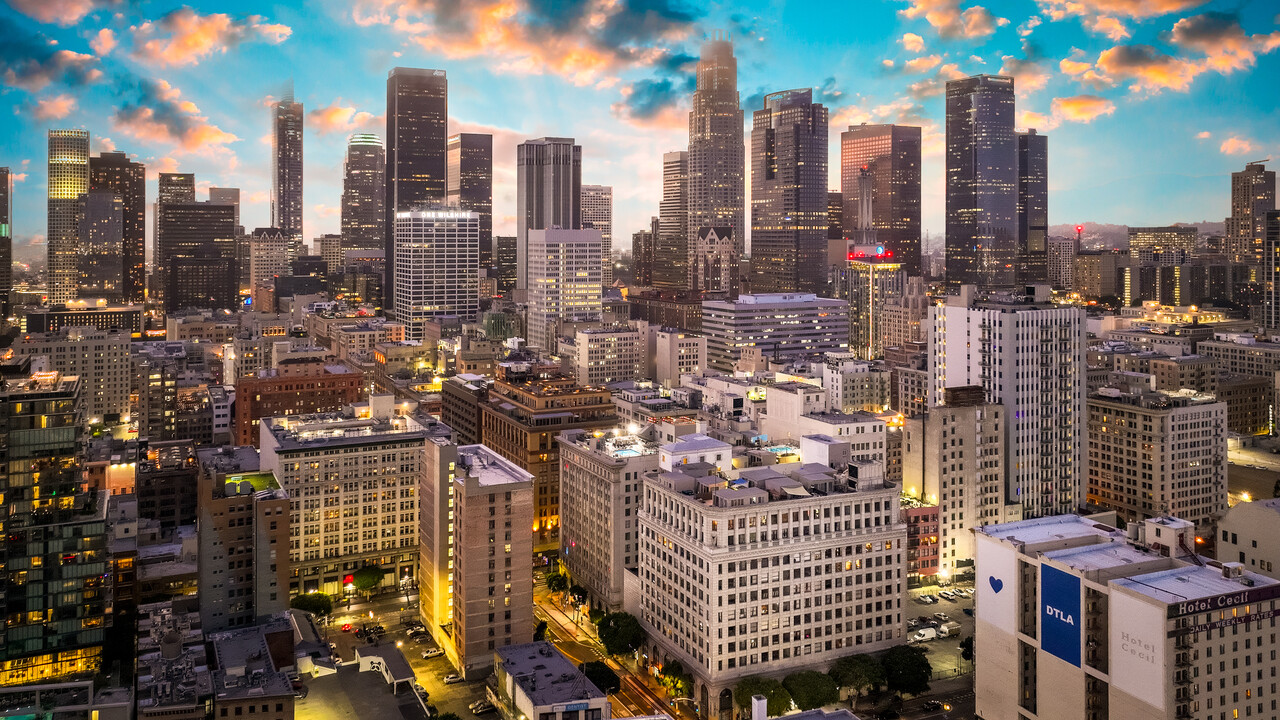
[
  {"x1": 841, "y1": 124, "x2": 922, "y2": 275},
  {"x1": 526, "y1": 228, "x2": 602, "y2": 350},
  {"x1": 632, "y1": 223, "x2": 655, "y2": 287},
  {"x1": 271, "y1": 94, "x2": 304, "y2": 254},
  {"x1": 1263, "y1": 211, "x2": 1280, "y2": 328},
  {"x1": 393, "y1": 208, "x2": 480, "y2": 340},
  {"x1": 156, "y1": 201, "x2": 237, "y2": 311},
  {"x1": 447, "y1": 133, "x2": 493, "y2": 269},
  {"x1": 209, "y1": 186, "x2": 242, "y2": 233},
  {"x1": 687, "y1": 34, "x2": 745, "y2": 294},
  {"x1": 1227, "y1": 161, "x2": 1276, "y2": 265},
  {"x1": 386, "y1": 68, "x2": 448, "y2": 313},
  {"x1": 341, "y1": 133, "x2": 386, "y2": 253},
  {"x1": 0, "y1": 167, "x2": 12, "y2": 316},
  {"x1": 47, "y1": 129, "x2": 90, "y2": 304},
  {"x1": 654, "y1": 151, "x2": 689, "y2": 290},
  {"x1": 580, "y1": 184, "x2": 613, "y2": 287},
  {"x1": 749, "y1": 89, "x2": 829, "y2": 294},
  {"x1": 76, "y1": 190, "x2": 124, "y2": 300},
  {"x1": 154, "y1": 172, "x2": 196, "y2": 305},
  {"x1": 1017, "y1": 129, "x2": 1049, "y2": 284},
  {"x1": 945, "y1": 75, "x2": 1017, "y2": 287},
  {"x1": 89, "y1": 151, "x2": 146, "y2": 302},
  {"x1": 516, "y1": 137, "x2": 581, "y2": 292},
  {"x1": 158, "y1": 172, "x2": 195, "y2": 204}
]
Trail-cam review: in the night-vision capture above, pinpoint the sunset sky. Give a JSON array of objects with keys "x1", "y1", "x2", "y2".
[{"x1": 2, "y1": 0, "x2": 1278, "y2": 258}]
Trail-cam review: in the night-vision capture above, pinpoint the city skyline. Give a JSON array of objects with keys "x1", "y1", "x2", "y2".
[{"x1": 2, "y1": 2, "x2": 1279, "y2": 263}]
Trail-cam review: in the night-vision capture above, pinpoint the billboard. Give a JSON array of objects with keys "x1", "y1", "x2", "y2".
[
  {"x1": 975, "y1": 535, "x2": 1016, "y2": 634},
  {"x1": 1109, "y1": 591, "x2": 1166, "y2": 711},
  {"x1": 1040, "y1": 564, "x2": 1081, "y2": 667}
]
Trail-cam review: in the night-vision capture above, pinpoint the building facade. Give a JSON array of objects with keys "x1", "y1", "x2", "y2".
[
  {"x1": 341, "y1": 133, "x2": 386, "y2": 253},
  {"x1": 89, "y1": 151, "x2": 146, "y2": 302},
  {"x1": 1017, "y1": 129, "x2": 1049, "y2": 283},
  {"x1": 447, "y1": 133, "x2": 493, "y2": 270},
  {"x1": 271, "y1": 96, "x2": 304, "y2": 250},
  {"x1": 12, "y1": 326, "x2": 131, "y2": 423},
  {"x1": 47, "y1": 129, "x2": 90, "y2": 304},
  {"x1": 526, "y1": 228, "x2": 603, "y2": 351},
  {"x1": 655, "y1": 151, "x2": 690, "y2": 290},
  {"x1": 840, "y1": 124, "x2": 922, "y2": 276},
  {"x1": 1227, "y1": 161, "x2": 1275, "y2": 264},
  {"x1": 687, "y1": 36, "x2": 745, "y2": 294},
  {"x1": 702, "y1": 293, "x2": 849, "y2": 372},
  {"x1": 516, "y1": 137, "x2": 581, "y2": 293},
  {"x1": 835, "y1": 248, "x2": 904, "y2": 361},
  {"x1": 581, "y1": 184, "x2": 613, "y2": 287},
  {"x1": 393, "y1": 208, "x2": 480, "y2": 339}
]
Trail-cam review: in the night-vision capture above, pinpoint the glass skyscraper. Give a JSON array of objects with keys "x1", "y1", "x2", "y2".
[
  {"x1": 840, "y1": 124, "x2": 922, "y2": 276},
  {"x1": 272, "y1": 94, "x2": 304, "y2": 255},
  {"x1": 47, "y1": 129, "x2": 90, "y2": 304},
  {"x1": 342, "y1": 133, "x2": 386, "y2": 253},
  {"x1": 447, "y1": 133, "x2": 493, "y2": 269},
  {"x1": 1017, "y1": 129, "x2": 1049, "y2": 284},
  {"x1": 89, "y1": 151, "x2": 146, "y2": 302},
  {"x1": 687, "y1": 35, "x2": 745, "y2": 294}
]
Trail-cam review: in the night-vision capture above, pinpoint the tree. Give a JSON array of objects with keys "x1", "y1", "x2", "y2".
[
  {"x1": 1095, "y1": 295, "x2": 1123, "y2": 311},
  {"x1": 581, "y1": 661, "x2": 621, "y2": 694},
  {"x1": 829, "y1": 654, "x2": 884, "y2": 698},
  {"x1": 782, "y1": 671, "x2": 839, "y2": 710},
  {"x1": 568, "y1": 584, "x2": 589, "y2": 604},
  {"x1": 290, "y1": 592, "x2": 334, "y2": 617},
  {"x1": 959, "y1": 636, "x2": 974, "y2": 662},
  {"x1": 597, "y1": 612, "x2": 646, "y2": 656},
  {"x1": 733, "y1": 677, "x2": 791, "y2": 717},
  {"x1": 533, "y1": 621, "x2": 548, "y2": 642},
  {"x1": 545, "y1": 572, "x2": 568, "y2": 594},
  {"x1": 352, "y1": 566, "x2": 386, "y2": 594},
  {"x1": 881, "y1": 645, "x2": 932, "y2": 696},
  {"x1": 658, "y1": 660, "x2": 692, "y2": 698}
]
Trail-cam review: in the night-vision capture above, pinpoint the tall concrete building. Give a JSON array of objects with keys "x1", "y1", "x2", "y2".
[
  {"x1": 702, "y1": 293, "x2": 849, "y2": 371},
  {"x1": 12, "y1": 326, "x2": 130, "y2": 423},
  {"x1": 158, "y1": 172, "x2": 195, "y2": 204},
  {"x1": 156, "y1": 201, "x2": 238, "y2": 311},
  {"x1": 749, "y1": 89, "x2": 829, "y2": 294},
  {"x1": 580, "y1": 184, "x2": 613, "y2": 287},
  {"x1": 1266, "y1": 211, "x2": 1280, "y2": 328},
  {"x1": 654, "y1": 151, "x2": 690, "y2": 290},
  {"x1": 154, "y1": 172, "x2": 196, "y2": 304},
  {"x1": 526, "y1": 228, "x2": 602, "y2": 350},
  {"x1": 209, "y1": 186, "x2": 241, "y2": 232},
  {"x1": 271, "y1": 94, "x2": 304, "y2": 253},
  {"x1": 1128, "y1": 226, "x2": 1197, "y2": 258},
  {"x1": 47, "y1": 129, "x2": 90, "y2": 304},
  {"x1": 0, "y1": 167, "x2": 9, "y2": 316},
  {"x1": 687, "y1": 35, "x2": 745, "y2": 293},
  {"x1": 89, "y1": 151, "x2": 146, "y2": 302},
  {"x1": 516, "y1": 137, "x2": 581, "y2": 293},
  {"x1": 393, "y1": 208, "x2": 480, "y2": 339},
  {"x1": 1227, "y1": 161, "x2": 1276, "y2": 264},
  {"x1": 836, "y1": 246, "x2": 905, "y2": 360},
  {"x1": 1017, "y1": 129, "x2": 1049, "y2": 283},
  {"x1": 840, "y1": 124, "x2": 922, "y2": 275},
  {"x1": 1047, "y1": 235, "x2": 1076, "y2": 289},
  {"x1": 447, "y1": 133, "x2": 493, "y2": 270},
  {"x1": 341, "y1": 133, "x2": 385, "y2": 252},
  {"x1": 385, "y1": 68, "x2": 449, "y2": 312},
  {"x1": 76, "y1": 190, "x2": 124, "y2": 300},
  {"x1": 945, "y1": 75, "x2": 1017, "y2": 287}
]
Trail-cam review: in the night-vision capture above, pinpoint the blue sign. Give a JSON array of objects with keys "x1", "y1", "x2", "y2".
[{"x1": 1041, "y1": 564, "x2": 1081, "y2": 667}]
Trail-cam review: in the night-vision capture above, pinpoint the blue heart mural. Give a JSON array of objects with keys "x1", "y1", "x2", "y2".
[{"x1": 988, "y1": 576, "x2": 1004, "y2": 594}]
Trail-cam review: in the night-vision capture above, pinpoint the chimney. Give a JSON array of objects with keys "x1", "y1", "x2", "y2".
[{"x1": 751, "y1": 695, "x2": 768, "y2": 720}]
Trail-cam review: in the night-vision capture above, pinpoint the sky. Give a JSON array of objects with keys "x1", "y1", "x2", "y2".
[{"x1": 1, "y1": 0, "x2": 1278, "y2": 263}]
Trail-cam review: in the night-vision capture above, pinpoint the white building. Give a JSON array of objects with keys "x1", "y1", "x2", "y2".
[
  {"x1": 13, "y1": 326, "x2": 131, "y2": 423},
  {"x1": 760, "y1": 381, "x2": 827, "y2": 439},
  {"x1": 822, "y1": 353, "x2": 891, "y2": 413},
  {"x1": 527, "y1": 228, "x2": 603, "y2": 351},
  {"x1": 1217, "y1": 498, "x2": 1280, "y2": 579},
  {"x1": 249, "y1": 227, "x2": 290, "y2": 296},
  {"x1": 1048, "y1": 235, "x2": 1076, "y2": 290},
  {"x1": 975, "y1": 514, "x2": 1280, "y2": 720},
  {"x1": 393, "y1": 208, "x2": 480, "y2": 340},
  {"x1": 651, "y1": 327, "x2": 707, "y2": 388},
  {"x1": 581, "y1": 184, "x2": 613, "y2": 287},
  {"x1": 494, "y1": 642, "x2": 610, "y2": 720},
  {"x1": 559, "y1": 321, "x2": 648, "y2": 386},
  {"x1": 702, "y1": 294, "x2": 849, "y2": 372},
  {"x1": 929, "y1": 285, "x2": 1085, "y2": 518}
]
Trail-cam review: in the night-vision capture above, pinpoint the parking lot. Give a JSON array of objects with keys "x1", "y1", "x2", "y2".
[{"x1": 906, "y1": 582, "x2": 975, "y2": 677}]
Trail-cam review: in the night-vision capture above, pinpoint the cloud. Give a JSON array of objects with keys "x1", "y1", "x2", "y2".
[
  {"x1": 883, "y1": 59, "x2": 896, "y2": 69},
  {"x1": 143, "y1": 156, "x2": 180, "y2": 180},
  {"x1": 999, "y1": 43, "x2": 1051, "y2": 94},
  {"x1": 247, "y1": 190, "x2": 269, "y2": 204},
  {"x1": 1095, "y1": 44, "x2": 1201, "y2": 93},
  {"x1": 130, "y1": 8, "x2": 292, "y2": 67},
  {"x1": 90, "y1": 28, "x2": 118, "y2": 56},
  {"x1": 7, "y1": 0, "x2": 104, "y2": 26},
  {"x1": 900, "y1": 33, "x2": 925, "y2": 53},
  {"x1": 899, "y1": 0, "x2": 1006, "y2": 40},
  {"x1": 904, "y1": 54, "x2": 943, "y2": 73},
  {"x1": 1018, "y1": 109, "x2": 1055, "y2": 128},
  {"x1": 1084, "y1": 16, "x2": 1130, "y2": 40},
  {"x1": 1036, "y1": 0, "x2": 1207, "y2": 22},
  {"x1": 813, "y1": 76, "x2": 844, "y2": 105},
  {"x1": 1220, "y1": 136, "x2": 1254, "y2": 155},
  {"x1": 92, "y1": 136, "x2": 116, "y2": 153},
  {"x1": 1059, "y1": 49, "x2": 1116, "y2": 88},
  {"x1": 314, "y1": 204, "x2": 340, "y2": 218},
  {"x1": 1166, "y1": 12, "x2": 1280, "y2": 74},
  {"x1": 1194, "y1": 130, "x2": 1210, "y2": 139},
  {"x1": 32, "y1": 93, "x2": 77, "y2": 120},
  {"x1": 0, "y1": 18, "x2": 103, "y2": 92},
  {"x1": 309, "y1": 102, "x2": 382, "y2": 134},
  {"x1": 11, "y1": 173, "x2": 29, "y2": 183},
  {"x1": 907, "y1": 62, "x2": 967, "y2": 98},
  {"x1": 1018, "y1": 16, "x2": 1042, "y2": 36},
  {"x1": 111, "y1": 77, "x2": 239, "y2": 153},
  {"x1": 969, "y1": 54, "x2": 986, "y2": 63},
  {"x1": 611, "y1": 75, "x2": 696, "y2": 128},
  {"x1": 1051, "y1": 94, "x2": 1116, "y2": 122}
]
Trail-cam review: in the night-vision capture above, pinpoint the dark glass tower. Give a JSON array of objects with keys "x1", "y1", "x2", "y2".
[
  {"x1": 76, "y1": 190, "x2": 124, "y2": 300},
  {"x1": 89, "y1": 151, "x2": 146, "y2": 302},
  {"x1": 687, "y1": 34, "x2": 745, "y2": 293},
  {"x1": 654, "y1": 151, "x2": 689, "y2": 290},
  {"x1": 341, "y1": 133, "x2": 386, "y2": 252},
  {"x1": 749, "y1": 89, "x2": 829, "y2": 294},
  {"x1": 0, "y1": 168, "x2": 11, "y2": 316},
  {"x1": 157, "y1": 202, "x2": 237, "y2": 311},
  {"x1": 272, "y1": 95, "x2": 304, "y2": 254},
  {"x1": 1228, "y1": 161, "x2": 1277, "y2": 265},
  {"x1": 515, "y1": 137, "x2": 581, "y2": 292},
  {"x1": 945, "y1": 74, "x2": 1017, "y2": 287},
  {"x1": 840, "y1": 124, "x2": 922, "y2": 276},
  {"x1": 385, "y1": 67, "x2": 448, "y2": 313},
  {"x1": 1017, "y1": 129, "x2": 1049, "y2": 284},
  {"x1": 447, "y1": 133, "x2": 493, "y2": 268}
]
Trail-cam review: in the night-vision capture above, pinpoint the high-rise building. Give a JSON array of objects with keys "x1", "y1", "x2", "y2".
[
  {"x1": 1128, "y1": 226, "x2": 1197, "y2": 259},
  {"x1": 386, "y1": 68, "x2": 449, "y2": 312},
  {"x1": 47, "y1": 129, "x2": 90, "y2": 304},
  {"x1": 749, "y1": 89, "x2": 829, "y2": 294},
  {"x1": 1047, "y1": 236, "x2": 1076, "y2": 289},
  {"x1": 516, "y1": 137, "x2": 581, "y2": 293},
  {"x1": 559, "y1": 321, "x2": 648, "y2": 386},
  {"x1": 393, "y1": 208, "x2": 480, "y2": 340},
  {"x1": 841, "y1": 124, "x2": 923, "y2": 275},
  {"x1": 248, "y1": 227, "x2": 289, "y2": 304},
  {"x1": 494, "y1": 235, "x2": 517, "y2": 296},
  {"x1": 526, "y1": 228, "x2": 602, "y2": 350},
  {"x1": 702, "y1": 293, "x2": 849, "y2": 371},
  {"x1": 581, "y1": 184, "x2": 613, "y2": 287},
  {"x1": 156, "y1": 201, "x2": 238, "y2": 311},
  {"x1": 836, "y1": 246, "x2": 905, "y2": 360},
  {"x1": 154, "y1": 172, "x2": 196, "y2": 303},
  {"x1": 1017, "y1": 129, "x2": 1048, "y2": 283},
  {"x1": 687, "y1": 35, "x2": 745, "y2": 294},
  {"x1": 12, "y1": 325, "x2": 130, "y2": 423},
  {"x1": 826, "y1": 190, "x2": 845, "y2": 277},
  {"x1": 447, "y1": 133, "x2": 493, "y2": 269},
  {"x1": 654, "y1": 151, "x2": 689, "y2": 290},
  {"x1": 0, "y1": 167, "x2": 9, "y2": 316},
  {"x1": 1227, "y1": 161, "x2": 1276, "y2": 264},
  {"x1": 89, "y1": 152, "x2": 146, "y2": 302},
  {"x1": 158, "y1": 172, "x2": 195, "y2": 204},
  {"x1": 631, "y1": 221, "x2": 656, "y2": 287},
  {"x1": 208, "y1": 186, "x2": 241, "y2": 233},
  {"x1": 271, "y1": 94, "x2": 304, "y2": 252},
  {"x1": 945, "y1": 75, "x2": 1017, "y2": 287},
  {"x1": 1262, "y1": 211, "x2": 1280, "y2": 328},
  {"x1": 76, "y1": 190, "x2": 124, "y2": 300},
  {"x1": 341, "y1": 133, "x2": 385, "y2": 254}
]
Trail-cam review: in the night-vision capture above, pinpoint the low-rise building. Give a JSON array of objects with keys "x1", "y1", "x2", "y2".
[
  {"x1": 1217, "y1": 373, "x2": 1270, "y2": 435},
  {"x1": 652, "y1": 327, "x2": 706, "y2": 388},
  {"x1": 1216, "y1": 497, "x2": 1280, "y2": 579},
  {"x1": 560, "y1": 321, "x2": 649, "y2": 386},
  {"x1": 233, "y1": 359, "x2": 363, "y2": 446},
  {"x1": 208, "y1": 624, "x2": 294, "y2": 720},
  {"x1": 494, "y1": 642, "x2": 609, "y2": 720}
]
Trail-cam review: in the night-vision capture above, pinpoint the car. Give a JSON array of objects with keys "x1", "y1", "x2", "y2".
[
  {"x1": 407, "y1": 628, "x2": 423, "y2": 637},
  {"x1": 921, "y1": 700, "x2": 942, "y2": 711},
  {"x1": 415, "y1": 635, "x2": 433, "y2": 644},
  {"x1": 443, "y1": 674, "x2": 464, "y2": 684},
  {"x1": 414, "y1": 683, "x2": 427, "y2": 694},
  {"x1": 374, "y1": 625, "x2": 386, "y2": 634},
  {"x1": 341, "y1": 623, "x2": 353, "y2": 632},
  {"x1": 933, "y1": 612, "x2": 951, "y2": 622},
  {"x1": 472, "y1": 705, "x2": 496, "y2": 715},
  {"x1": 422, "y1": 648, "x2": 445, "y2": 659},
  {"x1": 917, "y1": 615, "x2": 932, "y2": 624},
  {"x1": 906, "y1": 619, "x2": 920, "y2": 629}
]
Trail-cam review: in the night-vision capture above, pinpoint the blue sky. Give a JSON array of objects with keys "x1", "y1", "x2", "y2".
[{"x1": 1, "y1": 0, "x2": 1278, "y2": 261}]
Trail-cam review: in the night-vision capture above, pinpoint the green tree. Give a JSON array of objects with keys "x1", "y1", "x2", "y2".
[
  {"x1": 289, "y1": 592, "x2": 334, "y2": 617},
  {"x1": 959, "y1": 636, "x2": 974, "y2": 662},
  {"x1": 352, "y1": 565, "x2": 386, "y2": 594},
  {"x1": 782, "y1": 670, "x2": 839, "y2": 710},
  {"x1": 597, "y1": 612, "x2": 646, "y2": 656},
  {"x1": 882, "y1": 645, "x2": 932, "y2": 696},
  {"x1": 533, "y1": 621, "x2": 548, "y2": 642},
  {"x1": 581, "y1": 661, "x2": 621, "y2": 694},
  {"x1": 829, "y1": 654, "x2": 884, "y2": 697},
  {"x1": 568, "y1": 584, "x2": 589, "y2": 604},
  {"x1": 545, "y1": 572, "x2": 568, "y2": 594},
  {"x1": 733, "y1": 677, "x2": 792, "y2": 716},
  {"x1": 658, "y1": 660, "x2": 692, "y2": 698}
]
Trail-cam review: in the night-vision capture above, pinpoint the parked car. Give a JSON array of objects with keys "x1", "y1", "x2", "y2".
[
  {"x1": 963, "y1": 607, "x2": 974, "y2": 616},
  {"x1": 443, "y1": 674, "x2": 464, "y2": 684},
  {"x1": 472, "y1": 705, "x2": 495, "y2": 715},
  {"x1": 415, "y1": 683, "x2": 427, "y2": 694},
  {"x1": 415, "y1": 635, "x2": 432, "y2": 644},
  {"x1": 921, "y1": 700, "x2": 942, "y2": 711},
  {"x1": 908, "y1": 627, "x2": 938, "y2": 643},
  {"x1": 341, "y1": 623, "x2": 353, "y2": 632},
  {"x1": 933, "y1": 612, "x2": 951, "y2": 623},
  {"x1": 938, "y1": 621, "x2": 963, "y2": 638},
  {"x1": 422, "y1": 648, "x2": 445, "y2": 659},
  {"x1": 906, "y1": 618, "x2": 920, "y2": 630},
  {"x1": 470, "y1": 701, "x2": 489, "y2": 711}
]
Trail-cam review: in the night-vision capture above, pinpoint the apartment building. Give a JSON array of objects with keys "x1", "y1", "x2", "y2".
[
  {"x1": 1216, "y1": 498, "x2": 1280, "y2": 580},
  {"x1": 12, "y1": 326, "x2": 130, "y2": 422},
  {"x1": 702, "y1": 293, "x2": 849, "y2": 372},
  {"x1": 559, "y1": 322, "x2": 648, "y2": 386}
]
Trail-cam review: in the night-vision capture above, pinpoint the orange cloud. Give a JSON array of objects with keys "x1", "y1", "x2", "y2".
[
  {"x1": 900, "y1": 33, "x2": 925, "y2": 53},
  {"x1": 1051, "y1": 95, "x2": 1116, "y2": 122},
  {"x1": 32, "y1": 93, "x2": 77, "y2": 120},
  {"x1": 1017, "y1": 109, "x2": 1056, "y2": 129},
  {"x1": 313, "y1": 204, "x2": 340, "y2": 218},
  {"x1": 112, "y1": 78, "x2": 239, "y2": 153},
  {"x1": 8, "y1": 0, "x2": 100, "y2": 26},
  {"x1": 92, "y1": 136, "x2": 117, "y2": 153},
  {"x1": 900, "y1": 0, "x2": 1006, "y2": 39},
  {"x1": 1195, "y1": 130, "x2": 1210, "y2": 139},
  {"x1": 1220, "y1": 136, "x2": 1254, "y2": 155},
  {"x1": 90, "y1": 28, "x2": 118, "y2": 56},
  {"x1": 308, "y1": 102, "x2": 383, "y2": 135},
  {"x1": 1018, "y1": 16, "x2": 1042, "y2": 36},
  {"x1": 906, "y1": 62, "x2": 966, "y2": 99},
  {"x1": 144, "y1": 156, "x2": 180, "y2": 180},
  {"x1": 904, "y1": 55, "x2": 943, "y2": 73},
  {"x1": 1036, "y1": 0, "x2": 1206, "y2": 22},
  {"x1": 1167, "y1": 12, "x2": 1280, "y2": 74},
  {"x1": 1095, "y1": 44, "x2": 1201, "y2": 93},
  {"x1": 131, "y1": 8, "x2": 292, "y2": 67},
  {"x1": 11, "y1": 173, "x2": 29, "y2": 183},
  {"x1": 1084, "y1": 16, "x2": 1130, "y2": 40},
  {"x1": 999, "y1": 53, "x2": 1051, "y2": 94}
]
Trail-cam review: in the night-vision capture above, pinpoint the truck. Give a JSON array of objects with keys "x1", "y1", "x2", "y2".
[
  {"x1": 909, "y1": 627, "x2": 938, "y2": 643},
  {"x1": 938, "y1": 622, "x2": 962, "y2": 638}
]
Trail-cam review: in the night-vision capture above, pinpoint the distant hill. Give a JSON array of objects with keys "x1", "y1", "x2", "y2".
[{"x1": 1049, "y1": 221, "x2": 1226, "y2": 249}]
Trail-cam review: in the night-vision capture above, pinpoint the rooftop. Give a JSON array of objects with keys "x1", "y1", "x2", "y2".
[
  {"x1": 1112, "y1": 563, "x2": 1280, "y2": 606},
  {"x1": 497, "y1": 642, "x2": 604, "y2": 708},
  {"x1": 456, "y1": 445, "x2": 534, "y2": 487},
  {"x1": 262, "y1": 410, "x2": 430, "y2": 451},
  {"x1": 209, "y1": 626, "x2": 292, "y2": 700}
]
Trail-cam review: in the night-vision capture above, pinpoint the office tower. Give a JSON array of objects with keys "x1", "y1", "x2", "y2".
[
  {"x1": 975, "y1": 515, "x2": 1280, "y2": 720},
  {"x1": 75, "y1": 190, "x2": 124, "y2": 300},
  {"x1": 1047, "y1": 236, "x2": 1076, "y2": 289},
  {"x1": 1128, "y1": 226, "x2": 1197, "y2": 259},
  {"x1": 0, "y1": 372, "x2": 108, "y2": 685},
  {"x1": 881, "y1": 275, "x2": 929, "y2": 349},
  {"x1": 317, "y1": 232, "x2": 343, "y2": 273},
  {"x1": 47, "y1": 129, "x2": 90, "y2": 304},
  {"x1": 248, "y1": 227, "x2": 289, "y2": 307},
  {"x1": 419, "y1": 441, "x2": 534, "y2": 679},
  {"x1": 945, "y1": 75, "x2": 1017, "y2": 286},
  {"x1": 516, "y1": 137, "x2": 581, "y2": 292},
  {"x1": 271, "y1": 93, "x2": 304, "y2": 252},
  {"x1": 836, "y1": 246, "x2": 905, "y2": 360},
  {"x1": 580, "y1": 184, "x2": 613, "y2": 286},
  {"x1": 749, "y1": 89, "x2": 829, "y2": 294},
  {"x1": 494, "y1": 235, "x2": 517, "y2": 295},
  {"x1": 0, "y1": 169, "x2": 10, "y2": 316},
  {"x1": 841, "y1": 124, "x2": 923, "y2": 276},
  {"x1": 654, "y1": 151, "x2": 689, "y2": 290},
  {"x1": 631, "y1": 223, "x2": 656, "y2": 286},
  {"x1": 89, "y1": 152, "x2": 146, "y2": 302},
  {"x1": 393, "y1": 208, "x2": 480, "y2": 340},
  {"x1": 930, "y1": 286, "x2": 1085, "y2": 518},
  {"x1": 386, "y1": 68, "x2": 449, "y2": 313},
  {"x1": 525, "y1": 228, "x2": 602, "y2": 350},
  {"x1": 1264, "y1": 211, "x2": 1280, "y2": 328},
  {"x1": 1227, "y1": 161, "x2": 1276, "y2": 264},
  {"x1": 702, "y1": 293, "x2": 849, "y2": 371},
  {"x1": 12, "y1": 326, "x2": 130, "y2": 422},
  {"x1": 208, "y1": 186, "x2": 241, "y2": 234},
  {"x1": 828, "y1": 191, "x2": 844, "y2": 241},
  {"x1": 341, "y1": 133, "x2": 386, "y2": 254},
  {"x1": 156, "y1": 201, "x2": 237, "y2": 310},
  {"x1": 1073, "y1": 250, "x2": 1127, "y2": 298},
  {"x1": 158, "y1": 173, "x2": 195, "y2": 204},
  {"x1": 447, "y1": 133, "x2": 493, "y2": 269},
  {"x1": 687, "y1": 35, "x2": 745, "y2": 294},
  {"x1": 1017, "y1": 129, "x2": 1049, "y2": 283}
]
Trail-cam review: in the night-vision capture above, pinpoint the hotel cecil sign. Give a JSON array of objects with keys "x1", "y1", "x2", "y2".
[{"x1": 1167, "y1": 584, "x2": 1280, "y2": 619}]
